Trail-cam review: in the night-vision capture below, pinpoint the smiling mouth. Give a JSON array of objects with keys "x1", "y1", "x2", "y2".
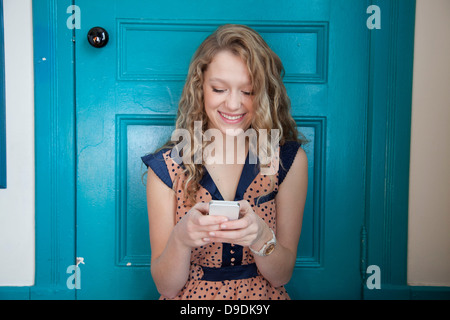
[{"x1": 218, "y1": 111, "x2": 246, "y2": 121}]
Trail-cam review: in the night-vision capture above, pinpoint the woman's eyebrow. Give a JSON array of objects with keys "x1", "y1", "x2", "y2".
[
  {"x1": 208, "y1": 77, "x2": 252, "y2": 86},
  {"x1": 208, "y1": 77, "x2": 227, "y2": 84}
]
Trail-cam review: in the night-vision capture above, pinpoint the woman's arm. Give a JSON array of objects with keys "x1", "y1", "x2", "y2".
[
  {"x1": 146, "y1": 168, "x2": 229, "y2": 298},
  {"x1": 255, "y1": 147, "x2": 308, "y2": 286},
  {"x1": 146, "y1": 168, "x2": 190, "y2": 298},
  {"x1": 208, "y1": 147, "x2": 308, "y2": 287}
]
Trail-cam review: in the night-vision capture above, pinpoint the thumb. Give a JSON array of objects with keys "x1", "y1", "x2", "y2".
[
  {"x1": 192, "y1": 201, "x2": 210, "y2": 215},
  {"x1": 237, "y1": 200, "x2": 253, "y2": 216}
]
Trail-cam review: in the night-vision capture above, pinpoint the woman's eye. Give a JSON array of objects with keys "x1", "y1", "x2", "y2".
[
  {"x1": 242, "y1": 91, "x2": 253, "y2": 96},
  {"x1": 212, "y1": 88, "x2": 225, "y2": 93}
]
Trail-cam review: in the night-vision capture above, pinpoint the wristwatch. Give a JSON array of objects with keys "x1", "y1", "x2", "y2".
[{"x1": 250, "y1": 228, "x2": 277, "y2": 257}]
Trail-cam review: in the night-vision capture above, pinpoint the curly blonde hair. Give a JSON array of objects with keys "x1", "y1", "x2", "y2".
[{"x1": 160, "y1": 24, "x2": 304, "y2": 205}]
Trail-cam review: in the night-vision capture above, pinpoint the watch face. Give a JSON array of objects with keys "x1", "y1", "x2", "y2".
[{"x1": 264, "y1": 243, "x2": 275, "y2": 256}]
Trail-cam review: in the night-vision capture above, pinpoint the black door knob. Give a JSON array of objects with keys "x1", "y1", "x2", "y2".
[{"x1": 87, "y1": 27, "x2": 109, "y2": 48}]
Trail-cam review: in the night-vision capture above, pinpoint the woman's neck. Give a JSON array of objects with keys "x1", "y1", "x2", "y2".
[{"x1": 204, "y1": 131, "x2": 249, "y2": 165}]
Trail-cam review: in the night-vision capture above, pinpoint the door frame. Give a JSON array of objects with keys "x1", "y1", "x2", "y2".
[
  {"x1": 3, "y1": 0, "x2": 449, "y2": 300},
  {"x1": 362, "y1": 0, "x2": 449, "y2": 299},
  {"x1": 31, "y1": 0, "x2": 77, "y2": 299},
  {"x1": 0, "y1": 0, "x2": 75, "y2": 299}
]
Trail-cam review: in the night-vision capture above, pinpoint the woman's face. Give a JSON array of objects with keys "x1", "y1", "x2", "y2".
[{"x1": 202, "y1": 50, "x2": 254, "y2": 136}]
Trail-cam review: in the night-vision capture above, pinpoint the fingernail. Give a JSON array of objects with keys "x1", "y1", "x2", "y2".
[
  {"x1": 220, "y1": 224, "x2": 227, "y2": 229},
  {"x1": 203, "y1": 237, "x2": 210, "y2": 242},
  {"x1": 209, "y1": 232, "x2": 215, "y2": 236}
]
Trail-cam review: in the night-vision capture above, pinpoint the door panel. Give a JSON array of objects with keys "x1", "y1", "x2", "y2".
[{"x1": 76, "y1": 0, "x2": 368, "y2": 299}]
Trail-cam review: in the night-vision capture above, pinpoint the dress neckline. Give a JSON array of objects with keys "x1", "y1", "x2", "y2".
[{"x1": 199, "y1": 150, "x2": 260, "y2": 201}]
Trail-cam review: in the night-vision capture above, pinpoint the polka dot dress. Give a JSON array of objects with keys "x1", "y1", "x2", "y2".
[{"x1": 141, "y1": 141, "x2": 301, "y2": 300}]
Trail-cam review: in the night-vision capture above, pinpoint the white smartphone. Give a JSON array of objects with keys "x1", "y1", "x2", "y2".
[{"x1": 209, "y1": 200, "x2": 240, "y2": 220}]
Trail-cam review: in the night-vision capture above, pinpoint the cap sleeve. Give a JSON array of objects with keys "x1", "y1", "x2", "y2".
[
  {"x1": 278, "y1": 140, "x2": 302, "y2": 186},
  {"x1": 141, "y1": 148, "x2": 173, "y2": 189}
]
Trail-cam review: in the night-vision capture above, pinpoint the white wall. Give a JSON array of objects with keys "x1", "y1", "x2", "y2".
[
  {"x1": 407, "y1": 0, "x2": 450, "y2": 287},
  {"x1": 0, "y1": 0, "x2": 35, "y2": 286},
  {"x1": 0, "y1": 0, "x2": 448, "y2": 288}
]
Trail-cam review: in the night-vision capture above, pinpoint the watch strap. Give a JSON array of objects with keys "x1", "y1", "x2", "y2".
[{"x1": 250, "y1": 228, "x2": 276, "y2": 257}]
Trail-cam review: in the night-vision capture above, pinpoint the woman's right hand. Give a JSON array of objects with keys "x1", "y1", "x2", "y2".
[{"x1": 173, "y1": 202, "x2": 229, "y2": 249}]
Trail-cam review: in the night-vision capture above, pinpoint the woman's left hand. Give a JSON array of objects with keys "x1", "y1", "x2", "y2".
[{"x1": 206, "y1": 200, "x2": 273, "y2": 250}]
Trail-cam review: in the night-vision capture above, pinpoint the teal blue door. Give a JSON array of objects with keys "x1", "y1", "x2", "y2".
[{"x1": 76, "y1": 0, "x2": 370, "y2": 299}]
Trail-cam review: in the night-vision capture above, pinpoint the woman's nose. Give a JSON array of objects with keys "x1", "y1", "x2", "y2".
[{"x1": 225, "y1": 91, "x2": 241, "y2": 111}]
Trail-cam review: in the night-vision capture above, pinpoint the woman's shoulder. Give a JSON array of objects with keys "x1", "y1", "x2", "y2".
[
  {"x1": 141, "y1": 147, "x2": 172, "y2": 168},
  {"x1": 279, "y1": 139, "x2": 302, "y2": 153},
  {"x1": 279, "y1": 139, "x2": 303, "y2": 165},
  {"x1": 141, "y1": 147, "x2": 183, "y2": 189},
  {"x1": 278, "y1": 140, "x2": 305, "y2": 185}
]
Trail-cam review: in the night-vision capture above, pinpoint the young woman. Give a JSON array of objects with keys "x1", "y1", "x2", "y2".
[{"x1": 141, "y1": 24, "x2": 308, "y2": 300}]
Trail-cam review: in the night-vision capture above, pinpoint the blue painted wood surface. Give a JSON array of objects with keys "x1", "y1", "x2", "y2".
[
  {"x1": 75, "y1": 0, "x2": 370, "y2": 299},
  {"x1": 0, "y1": 0, "x2": 430, "y2": 300},
  {"x1": 30, "y1": 0, "x2": 76, "y2": 299}
]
